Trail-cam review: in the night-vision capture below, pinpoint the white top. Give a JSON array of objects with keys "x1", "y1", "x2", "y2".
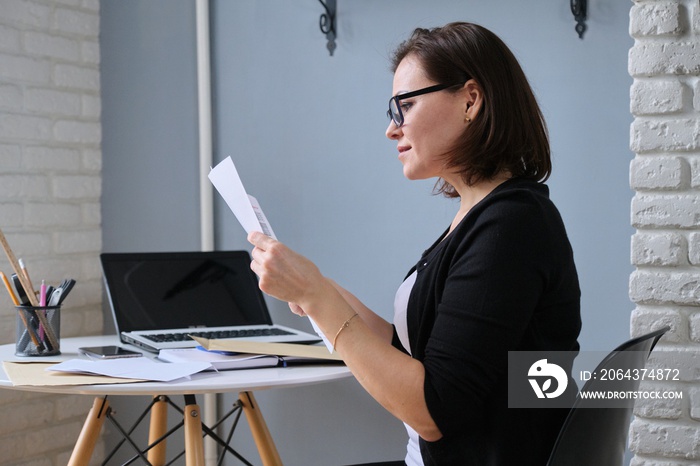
[
  {"x1": 0, "y1": 335, "x2": 352, "y2": 396},
  {"x1": 393, "y1": 270, "x2": 424, "y2": 466}
]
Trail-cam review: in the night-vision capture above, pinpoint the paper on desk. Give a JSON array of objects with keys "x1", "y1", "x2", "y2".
[
  {"x1": 192, "y1": 336, "x2": 343, "y2": 361},
  {"x1": 47, "y1": 358, "x2": 212, "y2": 382},
  {"x1": 208, "y1": 156, "x2": 333, "y2": 352},
  {"x1": 3, "y1": 361, "x2": 138, "y2": 387}
]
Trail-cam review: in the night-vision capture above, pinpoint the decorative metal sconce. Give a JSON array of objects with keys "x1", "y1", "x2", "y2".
[
  {"x1": 571, "y1": 0, "x2": 587, "y2": 39},
  {"x1": 318, "y1": 0, "x2": 337, "y2": 56}
]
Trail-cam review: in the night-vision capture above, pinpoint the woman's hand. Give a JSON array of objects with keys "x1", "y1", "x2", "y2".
[
  {"x1": 247, "y1": 232, "x2": 325, "y2": 311},
  {"x1": 248, "y1": 235, "x2": 439, "y2": 439}
]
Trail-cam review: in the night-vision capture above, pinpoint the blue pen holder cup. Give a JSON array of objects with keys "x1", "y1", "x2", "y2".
[{"x1": 15, "y1": 305, "x2": 61, "y2": 356}]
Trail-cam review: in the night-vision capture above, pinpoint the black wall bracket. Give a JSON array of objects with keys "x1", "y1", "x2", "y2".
[
  {"x1": 571, "y1": 0, "x2": 587, "y2": 39},
  {"x1": 318, "y1": 0, "x2": 337, "y2": 56}
]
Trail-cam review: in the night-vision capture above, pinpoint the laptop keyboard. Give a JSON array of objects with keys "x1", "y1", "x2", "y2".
[{"x1": 143, "y1": 327, "x2": 294, "y2": 343}]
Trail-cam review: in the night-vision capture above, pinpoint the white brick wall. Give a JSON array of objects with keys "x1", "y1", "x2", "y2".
[
  {"x1": 0, "y1": 0, "x2": 103, "y2": 464},
  {"x1": 629, "y1": 0, "x2": 700, "y2": 463}
]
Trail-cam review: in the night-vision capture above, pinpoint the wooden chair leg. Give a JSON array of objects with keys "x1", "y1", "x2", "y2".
[
  {"x1": 67, "y1": 396, "x2": 109, "y2": 466},
  {"x1": 148, "y1": 395, "x2": 168, "y2": 466},
  {"x1": 239, "y1": 391, "x2": 283, "y2": 466},
  {"x1": 184, "y1": 395, "x2": 205, "y2": 466}
]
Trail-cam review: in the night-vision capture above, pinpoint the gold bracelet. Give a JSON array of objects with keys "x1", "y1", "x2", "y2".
[{"x1": 332, "y1": 312, "x2": 359, "y2": 351}]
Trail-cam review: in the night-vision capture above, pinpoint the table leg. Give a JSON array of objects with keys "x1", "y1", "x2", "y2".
[
  {"x1": 67, "y1": 396, "x2": 109, "y2": 466},
  {"x1": 184, "y1": 395, "x2": 205, "y2": 466},
  {"x1": 148, "y1": 395, "x2": 168, "y2": 465},
  {"x1": 239, "y1": 391, "x2": 283, "y2": 466}
]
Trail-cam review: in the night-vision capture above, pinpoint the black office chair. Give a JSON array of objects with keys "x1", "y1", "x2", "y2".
[{"x1": 546, "y1": 325, "x2": 670, "y2": 466}]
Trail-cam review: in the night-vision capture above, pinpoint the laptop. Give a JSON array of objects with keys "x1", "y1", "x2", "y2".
[{"x1": 100, "y1": 250, "x2": 321, "y2": 353}]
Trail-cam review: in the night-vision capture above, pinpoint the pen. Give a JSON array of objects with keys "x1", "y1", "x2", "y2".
[
  {"x1": 57, "y1": 279, "x2": 75, "y2": 305},
  {"x1": 12, "y1": 273, "x2": 47, "y2": 351},
  {"x1": 39, "y1": 280, "x2": 47, "y2": 341},
  {"x1": 44, "y1": 285, "x2": 54, "y2": 305},
  {"x1": 2, "y1": 271, "x2": 43, "y2": 350},
  {"x1": 11, "y1": 274, "x2": 30, "y2": 306},
  {"x1": 40, "y1": 280, "x2": 46, "y2": 307}
]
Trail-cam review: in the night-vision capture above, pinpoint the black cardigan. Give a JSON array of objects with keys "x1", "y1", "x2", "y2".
[{"x1": 392, "y1": 178, "x2": 581, "y2": 466}]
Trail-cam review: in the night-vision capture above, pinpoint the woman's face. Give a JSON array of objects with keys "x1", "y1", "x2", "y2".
[{"x1": 386, "y1": 55, "x2": 469, "y2": 184}]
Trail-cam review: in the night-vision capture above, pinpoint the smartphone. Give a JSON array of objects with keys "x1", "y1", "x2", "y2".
[{"x1": 79, "y1": 345, "x2": 143, "y2": 359}]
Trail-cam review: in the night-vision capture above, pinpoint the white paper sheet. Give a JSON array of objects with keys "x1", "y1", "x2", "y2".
[
  {"x1": 208, "y1": 157, "x2": 276, "y2": 239},
  {"x1": 208, "y1": 156, "x2": 333, "y2": 352},
  {"x1": 47, "y1": 358, "x2": 212, "y2": 382}
]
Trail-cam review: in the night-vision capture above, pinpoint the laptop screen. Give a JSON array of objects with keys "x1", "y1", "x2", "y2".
[{"x1": 100, "y1": 251, "x2": 272, "y2": 333}]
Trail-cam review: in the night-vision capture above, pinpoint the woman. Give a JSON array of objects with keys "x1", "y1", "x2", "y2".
[{"x1": 248, "y1": 22, "x2": 581, "y2": 466}]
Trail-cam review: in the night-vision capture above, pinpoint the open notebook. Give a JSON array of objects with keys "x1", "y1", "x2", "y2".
[{"x1": 101, "y1": 250, "x2": 321, "y2": 353}]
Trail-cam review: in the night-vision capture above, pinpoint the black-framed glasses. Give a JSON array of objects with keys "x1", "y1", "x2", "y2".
[{"x1": 387, "y1": 83, "x2": 450, "y2": 127}]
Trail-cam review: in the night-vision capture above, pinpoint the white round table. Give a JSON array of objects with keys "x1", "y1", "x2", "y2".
[{"x1": 0, "y1": 335, "x2": 352, "y2": 465}]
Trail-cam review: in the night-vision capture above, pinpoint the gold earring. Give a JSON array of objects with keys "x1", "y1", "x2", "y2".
[{"x1": 465, "y1": 116, "x2": 471, "y2": 123}]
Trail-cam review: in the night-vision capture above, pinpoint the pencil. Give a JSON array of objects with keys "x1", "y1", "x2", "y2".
[
  {"x1": 19, "y1": 258, "x2": 36, "y2": 297},
  {"x1": 1, "y1": 271, "x2": 43, "y2": 349},
  {"x1": 0, "y1": 271, "x2": 19, "y2": 306}
]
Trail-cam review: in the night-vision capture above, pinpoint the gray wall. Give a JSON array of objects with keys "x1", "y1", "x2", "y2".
[
  {"x1": 101, "y1": 0, "x2": 200, "y2": 254},
  {"x1": 101, "y1": 1, "x2": 634, "y2": 464}
]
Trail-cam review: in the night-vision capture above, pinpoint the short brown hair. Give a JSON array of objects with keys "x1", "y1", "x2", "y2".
[{"x1": 391, "y1": 22, "x2": 551, "y2": 196}]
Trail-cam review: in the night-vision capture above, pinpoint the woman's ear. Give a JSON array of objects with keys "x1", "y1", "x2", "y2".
[{"x1": 463, "y1": 79, "x2": 483, "y2": 121}]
